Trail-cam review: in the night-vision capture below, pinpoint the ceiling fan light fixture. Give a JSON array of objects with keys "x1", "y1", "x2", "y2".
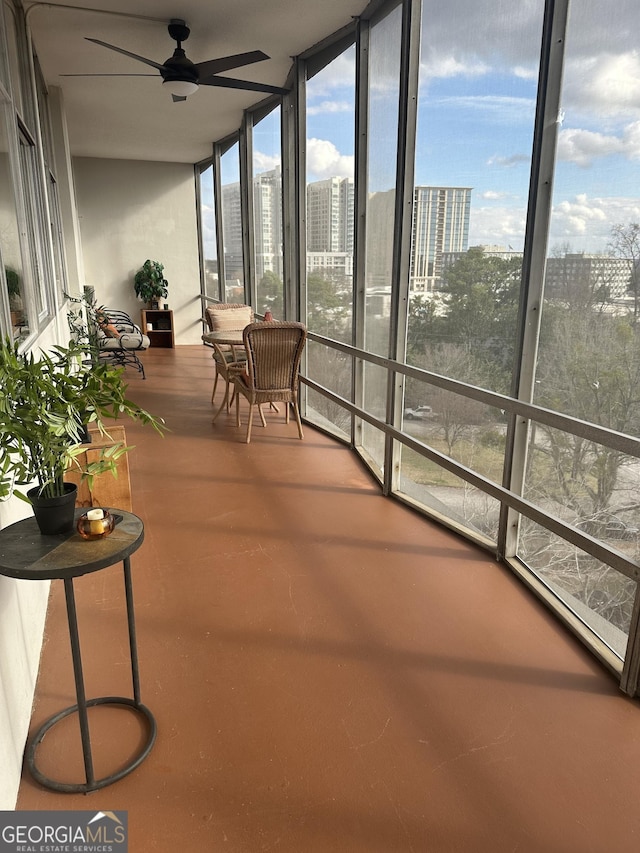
[{"x1": 163, "y1": 78, "x2": 199, "y2": 98}]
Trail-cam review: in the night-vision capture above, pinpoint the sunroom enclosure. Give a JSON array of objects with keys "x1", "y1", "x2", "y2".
[
  {"x1": 2, "y1": 0, "x2": 640, "y2": 810},
  {"x1": 198, "y1": 0, "x2": 640, "y2": 692}
]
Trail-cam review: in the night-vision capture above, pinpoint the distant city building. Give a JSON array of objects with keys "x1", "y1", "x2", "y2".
[
  {"x1": 306, "y1": 177, "x2": 354, "y2": 256},
  {"x1": 253, "y1": 166, "x2": 283, "y2": 281},
  {"x1": 306, "y1": 252, "x2": 353, "y2": 282},
  {"x1": 411, "y1": 186, "x2": 471, "y2": 293},
  {"x1": 544, "y1": 253, "x2": 632, "y2": 301},
  {"x1": 441, "y1": 244, "x2": 523, "y2": 274},
  {"x1": 221, "y1": 181, "x2": 244, "y2": 284}
]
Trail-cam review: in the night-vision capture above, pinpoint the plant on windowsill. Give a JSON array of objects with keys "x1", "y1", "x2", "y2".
[
  {"x1": 0, "y1": 337, "x2": 164, "y2": 534},
  {"x1": 5, "y1": 266, "x2": 24, "y2": 326},
  {"x1": 134, "y1": 259, "x2": 168, "y2": 309}
]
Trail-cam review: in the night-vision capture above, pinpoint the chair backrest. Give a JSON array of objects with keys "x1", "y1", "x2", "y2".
[
  {"x1": 243, "y1": 322, "x2": 307, "y2": 393},
  {"x1": 205, "y1": 303, "x2": 254, "y2": 332}
]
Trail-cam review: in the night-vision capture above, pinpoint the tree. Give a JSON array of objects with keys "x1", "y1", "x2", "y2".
[
  {"x1": 608, "y1": 222, "x2": 640, "y2": 324},
  {"x1": 532, "y1": 310, "x2": 640, "y2": 517},
  {"x1": 432, "y1": 248, "x2": 523, "y2": 393},
  {"x1": 258, "y1": 270, "x2": 284, "y2": 317}
]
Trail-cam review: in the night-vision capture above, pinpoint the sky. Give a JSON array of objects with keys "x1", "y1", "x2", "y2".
[
  {"x1": 205, "y1": 1, "x2": 640, "y2": 262},
  {"x1": 300, "y1": 0, "x2": 640, "y2": 255}
]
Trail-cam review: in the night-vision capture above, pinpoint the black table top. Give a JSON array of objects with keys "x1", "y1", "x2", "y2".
[{"x1": 0, "y1": 509, "x2": 144, "y2": 580}]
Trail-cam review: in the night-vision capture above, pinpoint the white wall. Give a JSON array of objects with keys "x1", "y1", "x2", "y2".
[{"x1": 73, "y1": 157, "x2": 203, "y2": 344}]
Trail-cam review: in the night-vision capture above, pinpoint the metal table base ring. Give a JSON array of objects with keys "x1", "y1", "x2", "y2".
[{"x1": 26, "y1": 697, "x2": 156, "y2": 794}]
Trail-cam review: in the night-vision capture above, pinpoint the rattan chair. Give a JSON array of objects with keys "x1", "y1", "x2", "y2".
[
  {"x1": 232, "y1": 321, "x2": 307, "y2": 443},
  {"x1": 203, "y1": 303, "x2": 254, "y2": 416}
]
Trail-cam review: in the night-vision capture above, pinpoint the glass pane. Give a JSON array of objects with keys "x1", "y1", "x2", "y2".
[
  {"x1": 305, "y1": 44, "x2": 355, "y2": 342},
  {"x1": 398, "y1": 0, "x2": 543, "y2": 538},
  {"x1": 359, "y1": 6, "x2": 403, "y2": 476},
  {"x1": 522, "y1": 0, "x2": 640, "y2": 652},
  {"x1": 0, "y1": 105, "x2": 30, "y2": 339},
  {"x1": 306, "y1": 340, "x2": 352, "y2": 440},
  {"x1": 199, "y1": 164, "x2": 219, "y2": 301},
  {"x1": 19, "y1": 133, "x2": 49, "y2": 317},
  {"x1": 399, "y1": 448, "x2": 500, "y2": 542},
  {"x1": 253, "y1": 106, "x2": 283, "y2": 318},
  {"x1": 220, "y1": 141, "x2": 244, "y2": 302},
  {"x1": 519, "y1": 519, "x2": 634, "y2": 661},
  {"x1": 5, "y1": 5, "x2": 23, "y2": 116}
]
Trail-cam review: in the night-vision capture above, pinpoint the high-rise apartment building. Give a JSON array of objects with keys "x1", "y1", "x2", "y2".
[
  {"x1": 253, "y1": 166, "x2": 283, "y2": 281},
  {"x1": 411, "y1": 186, "x2": 471, "y2": 292},
  {"x1": 306, "y1": 177, "x2": 354, "y2": 255}
]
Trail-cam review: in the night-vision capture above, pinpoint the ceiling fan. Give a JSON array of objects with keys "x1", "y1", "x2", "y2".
[{"x1": 68, "y1": 18, "x2": 289, "y2": 102}]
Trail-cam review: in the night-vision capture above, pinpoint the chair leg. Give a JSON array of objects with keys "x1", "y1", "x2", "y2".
[
  {"x1": 211, "y1": 371, "x2": 219, "y2": 404},
  {"x1": 213, "y1": 376, "x2": 231, "y2": 423},
  {"x1": 293, "y1": 400, "x2": 304, "y2": 439},
  {"x1": 258, "y1": 404, "x2": 267, "y2": 428},
  {"x1": 245, "y1": 404, "x2": 254, "y2": 443}
]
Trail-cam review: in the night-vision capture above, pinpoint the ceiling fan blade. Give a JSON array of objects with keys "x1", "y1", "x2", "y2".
[
  {"x1": 60, "y1": 73, "x2": 157, "y2": 77},
  {"x1": 199, "y1": 75, "x2": 289, "y2": 95},
  {"x1": 85, "y1": 37, "x2": 166, "y2": 72},
  {"x1": 172, "y1": 94, "x2": 187, "y2": 103},
  {"x1": 193, "y1": 51, "x2": 269, "y2": 78}
]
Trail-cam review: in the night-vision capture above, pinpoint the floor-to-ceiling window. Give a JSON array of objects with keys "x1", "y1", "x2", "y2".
[
  {"x1": 397, "y1": 0, "x2": 544, "y2": 541},
  {"x1": 219, "y1": 139, "x2": 245, "y2": 302},
  {"x1": 358, "y1": 2, "x2": 403, "y2": 476},
  {"x1": 304, "y1": 41, "x2": 356, "y2": 439},
  {"x1": 252, "y1": 105, "x2": 284, "y2": 318},
  {"x1": 198, "y1": 162, "x2": 220, "y2": 302},
  {"x1": 519, "y1": 0, "x2": 640, "y2": 661}
]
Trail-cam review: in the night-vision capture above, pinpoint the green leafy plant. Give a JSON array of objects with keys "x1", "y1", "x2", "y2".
[
  {"x1": 4, "y1": 267, "x2": 20, "y2": 299},
  {"x1": 0, "y1": 338, "x2": 164, "y2": 502},
  {"x1": 134, "y1": 259, "x2": 168, "y2": 305}
]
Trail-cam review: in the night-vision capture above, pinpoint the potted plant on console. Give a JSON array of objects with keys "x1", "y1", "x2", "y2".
[
  {"x1": 134, "y1": 259, "x2": 168, "y2": 310},
  {"x1": 0, "y1": 338, "x2": 164, "y2": 535}
]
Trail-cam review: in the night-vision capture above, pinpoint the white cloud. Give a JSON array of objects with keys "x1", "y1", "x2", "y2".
[
  {"x1": 307, "y1": 100, "x2": 353, "y2": 117},
  {"x1": 468, "y1": 204, "x2": 528, "y2": 249},
  {"x1": 563, "y1": 51, "x2": 640, "y2": 121},
  {"x1": 549, "y1": 194, "x2": 640, "y2": 248},
  {"x1": 481, "y1": 190, "x2": 510, "y2": 200},
  {"x1": 253, "y1": 151, "x2": 280, "y2": 173},
  {"x1": 420, "y1": 55, "x2": 488, "y2": 82},
  {"x1": 556, "y1": 122, "x2": 640, "y2": 166},
  {"x1": 556, "y1": 128, "x2": 624, "y2": 166},
  {"x1": 306, "y1": 51, "x2": 355, "y2": 97},
  {"x1": 487, "y1": 153, "x2": 530, "y2": 168},
  {"x1": 306, "y1": 138, "x2": 354, "y2": 181}
]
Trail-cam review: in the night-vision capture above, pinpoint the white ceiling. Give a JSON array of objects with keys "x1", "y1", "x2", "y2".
[{"x1": 26, "y1": 0, "x2": 365, "y2": 163}]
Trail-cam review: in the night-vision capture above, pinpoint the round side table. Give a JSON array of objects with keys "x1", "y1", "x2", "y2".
[{"x1": 0, "y1": 508, "x2": 156, "y2": 793}]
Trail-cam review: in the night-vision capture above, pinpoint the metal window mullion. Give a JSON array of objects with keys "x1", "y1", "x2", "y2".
[
  {"x1": 353, "y1": 17, "x2": 370, "y2": 449},
  {"x1": 294, "y1": 58, "x2": 306, "y2": 325},
  {"x1": 194, "y1": 160, "x2": 208, "y2": 315},
  {"x1": 499, "y1": 0, "x2": 569, "y2": 560},
  {"x1": 240, "y1": 117, "x2": 256, "y2": 310},
  {"x1": 384, "y1": 0, "x2": 421, "y2": 496},
  {"x1": 281, "y1": 84, "x2": 297, "y2": 322},
  {"x1": 212, "y1": 142, "x2": 225, "y2": 303}
]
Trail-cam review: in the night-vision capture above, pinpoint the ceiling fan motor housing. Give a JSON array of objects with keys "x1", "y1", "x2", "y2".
[
  {"x1": 163, "y1": 20, "x2": 198, "y2": 84},
  {"x1": 161, "y1": 49, "x2": 199, "y2": 84}
]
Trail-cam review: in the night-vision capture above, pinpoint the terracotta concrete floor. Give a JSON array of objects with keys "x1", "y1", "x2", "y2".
[{"x1": 16, "y1": 345, "x2": 640, "y2": 852}]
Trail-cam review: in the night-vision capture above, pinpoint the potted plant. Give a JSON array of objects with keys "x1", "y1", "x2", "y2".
[
  {"x1": 134, "y1": 260, "x2": 168, "y2": 309},
  {"x1": 0, "y1": 338, "x2": 164, "y2": 534},
  {"x1": 5, "y1": 266, "x2": 23, "y2": 326}
]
